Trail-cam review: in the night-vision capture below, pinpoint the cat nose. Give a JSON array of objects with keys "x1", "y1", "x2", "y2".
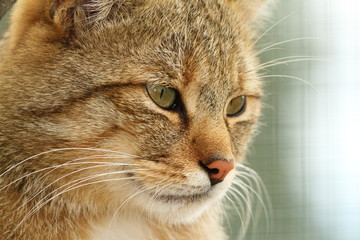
[{"x1": 202, "y1": 159, "x2": 234, "y2": 186}]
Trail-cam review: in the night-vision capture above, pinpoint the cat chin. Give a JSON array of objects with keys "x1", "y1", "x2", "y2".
[
  {"x1": 133, "y1": 181, "x2": 231, "y2": 225},
  {"x1": 104, "y1": 170, "x2": 235, "y2": 224}
]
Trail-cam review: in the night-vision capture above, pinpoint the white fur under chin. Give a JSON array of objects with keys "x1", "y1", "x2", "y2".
[
  {"x1": 138, "y1": 186, "x2": 228, "y2": 224},
  {"x1": 90, "y1": 207, "x2": 213, "y2": 240},
  {"x1": 90, "y1": 215, "x2": 147, "y2": 240},
  {"x1": 150, "y1": 170, "x2": 234, "y2": 224},
  {"x1": 91, "y1": 184, "x2": 231, "y2": 240},
  {"x1": 91, "y1": 170, "x2": 235, "y2": 239}
]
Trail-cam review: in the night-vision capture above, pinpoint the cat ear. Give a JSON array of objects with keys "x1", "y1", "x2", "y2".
[
  {"x1": 7, "y1": 0, "x2": 124, "y2": 48},
  {"x1": 49, "y1": 0, "x2": 126, "y2": 27},
  {"x1": 227, "y1": 0, "x2": 275, "y2": 24}
]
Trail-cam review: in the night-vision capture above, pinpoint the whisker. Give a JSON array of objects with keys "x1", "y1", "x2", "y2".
[
  {"x1": 261, "y1": 74, "x2": 318, "y2": 91},
  {"x1": 254, "y1": 47, "x2": 283, "y2": 56},
  {"x1": 230, "y1": 183, "x2": 255, "y2": 235},
  {"x1": 32, "y1": 154, "x2": 140, "y2": 182},
  {"x1": 0, "y1": 147, "x2": 140, "y2": 178},
  {"x1": 223, "y1": 193, "x2": 247, "y2": 238},
  {"x1": 0, "y1": 156, "x2": 139, "y2": 191},
  {"x1": 236, "y1": 164, "x2": 273, "y2": 235},
  {"x1": 14, "y1": 176, "x2": 141, "y2": 235},
  {"x1": 257, "y1": 57, "x2": 328, "y2": 72},
  {"x1": 15, "y1": 167, "x2": 152, "y2": 234},
  {"x1": 234, "y1": 174, "x2": 268, "y2": 225},
  {"x1": 233, "y1": 175, "x2": 267, "y2": 212},
  {"x1": 253, "y1": 13, "x2": 295, "y2": 47},
  {"x1": 219, "y1": 200, "x2": 233, "y2": 236},
  {"x1": 254, "y1": 37, "x2": 317, "y2": 57},
  {"x1": 16, "y1": 167, "x2": 147, "y2": 213},
  {"x1": 231, "y1": 178, "x2": 263, "y2": 233},
  {"x1": 250, "y1": 55, "x2": 325, "y2": 72},
  {"x1": 148, "y1": 180, "x2": 173, "y2": 215},
  {"x1": 106, "y1": 184, "x2": 160, "y2": 238}
]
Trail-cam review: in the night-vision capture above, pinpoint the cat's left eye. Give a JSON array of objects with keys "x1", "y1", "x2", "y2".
[
  {"x1": 226, "y1": 96, "x2": 247, "y2": 117},
  {"x1": 146, "y1": 84, "x2": 177, "y2": 109}
]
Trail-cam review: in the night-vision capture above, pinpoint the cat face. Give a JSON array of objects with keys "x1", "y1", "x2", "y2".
[{"x1": 0, "y1": 0, "x2": 265, "y2": 225}]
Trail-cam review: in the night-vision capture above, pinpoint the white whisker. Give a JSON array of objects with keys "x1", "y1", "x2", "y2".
[
  {"x1": 0, "y1": 156, "x2": 139, "y2": 191},
  {"x1": 106, "y1": 184, "x2": 159, "y2": 238},
  {"x1": 219, "y1": 200, "x2": 233, "y2": 236},
  {"x1": 14, "y1": 171, "x2": 145, "y2": 235},
  {"x1": 16, "y1": 168, "x2": 147, "y2": 214},
  {"x1": 148, "y1": 180, "x2": 173, "y2": 215},
  {"x1": 231, "y1": 179, "x2": 263, "y2": 232},
  {"x1": 224, "y1": 193, "x2": 247, "y2": 239},
  {"x1": 261, "y1": 74, "x2": 318, "y2": 91},
  {"x1": 249, "y1": 56, "x2": 326, "y2": 73},
  {"x1": 253, "y1": 37, "x2": 317, "y2": 57},
  {"x1": 236, "y1": 164, "x2": 273, "y2": 234},
  {"x1": 13, "y1": 176, "x2": 139, "y2": 236},
  {"x1": 0, "y1": 147, "x2": 140, "y2": 178},
  {"x1": 261, "y1": 57, "x2": 327, "y2": 69},
  {"x1": 231, "y1": 183, "x2": 255, "y2": 233},
  {"x1": 253, "y1": 13, "x2": 295, "y2": 47}
]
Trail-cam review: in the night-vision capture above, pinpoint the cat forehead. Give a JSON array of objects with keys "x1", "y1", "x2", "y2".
[{"x1": 78, "y1": 0, "x2": 262, "y2": 96}]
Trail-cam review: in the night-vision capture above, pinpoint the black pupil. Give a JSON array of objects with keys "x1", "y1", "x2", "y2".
[{"x1": 160, "y1": 88, "x2": 164, "y2": 99}]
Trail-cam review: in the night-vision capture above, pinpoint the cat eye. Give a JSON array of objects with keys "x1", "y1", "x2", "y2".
[
  {"x1": 226, "y1": 96, "x2": 247, "y2": 117},
  {"x1": 146, "y1": 84, "x2": 177, "y2": 109}
]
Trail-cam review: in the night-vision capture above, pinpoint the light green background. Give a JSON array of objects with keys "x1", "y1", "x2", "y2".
[
  {"x1": 0, "y1": 11, "x2": 9, "y2": 37},
  {"x1": 1, "y1": 1, "x2": 359, "y2": 240}
]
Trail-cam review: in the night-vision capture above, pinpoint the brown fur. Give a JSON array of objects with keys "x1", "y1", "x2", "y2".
[{"x1": 0, "y1": 0, "x2": 270, "y2": 239}]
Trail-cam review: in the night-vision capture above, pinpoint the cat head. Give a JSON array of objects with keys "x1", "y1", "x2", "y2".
[{"x1": 0, "y1": 0, "x2": 270, "y2": 224}]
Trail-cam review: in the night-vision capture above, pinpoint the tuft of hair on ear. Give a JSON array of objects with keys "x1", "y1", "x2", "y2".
[
  {"x1": 82, "y1": 0, "x2": 126, "y2": 23},
  {"x1": 5, "y1": 0, "x2": 126, "y2": 49},
  {"x1": 49, "y1": 0, "x2": 127, "y2": 31}
]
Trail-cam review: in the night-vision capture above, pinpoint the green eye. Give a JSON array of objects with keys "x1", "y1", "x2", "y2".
[
  {"x1": 146, "y1": 84, "x2": 177, "y2": 109},
  {"x1": 226, "y1": 96, "x2": 247, "y2": 116}
]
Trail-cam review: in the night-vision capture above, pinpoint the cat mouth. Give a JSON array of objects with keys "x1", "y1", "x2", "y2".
[{"x1": 154, "y1": 191, "x2": 211, "y2": 202}]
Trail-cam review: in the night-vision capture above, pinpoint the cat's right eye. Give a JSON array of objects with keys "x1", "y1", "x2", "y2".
[
  {"x1": 146, "y1": 84, "x2": 177, "y2": 109},
  {"x1": 226, "y1": 95, "x2": 247, "y2": 117}
]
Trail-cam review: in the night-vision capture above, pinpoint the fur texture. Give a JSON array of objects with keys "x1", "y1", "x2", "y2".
[{"x1": 0, "y1": 0, "x2": 270, "y2": 239}]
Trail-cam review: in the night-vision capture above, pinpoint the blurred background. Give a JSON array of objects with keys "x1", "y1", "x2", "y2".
[
  {"x1": 1, "y1": 0, "x2": 359, "y2": 240},
  {"x1": 246, "y1": 0, "x2": 360, "y2": 240}
]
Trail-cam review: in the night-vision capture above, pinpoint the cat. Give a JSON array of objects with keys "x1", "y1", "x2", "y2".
[{"x1": 0, "y1": 0, "x2": 271, "y2": 239}]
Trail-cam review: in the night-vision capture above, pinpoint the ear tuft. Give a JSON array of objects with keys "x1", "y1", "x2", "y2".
[
  {"x1": 6, "y1": 0, "x2": 127, "y2": 49},
  {"x1": 82, "y1": 0, "x2": 125, "y2": 22}
]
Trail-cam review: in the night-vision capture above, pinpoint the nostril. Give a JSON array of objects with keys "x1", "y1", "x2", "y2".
[
  {"x1": 200, "y1": 159, "x2": 234, "y2": 186},
  {"x1": 208, "y1": 167, "x2": 219, "y2": 174},
  {"x1": 200, "y1": 161, "x2": 218, "y2": 175}
]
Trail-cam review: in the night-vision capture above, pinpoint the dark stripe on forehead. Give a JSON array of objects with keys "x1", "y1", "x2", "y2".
[{"x1": 21, "y1": 83, "x2": 140, "y2": 117}]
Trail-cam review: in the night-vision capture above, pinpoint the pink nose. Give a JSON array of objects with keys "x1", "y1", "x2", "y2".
[{"x1": 206, "y1": 160, "x2": 234, "y2": 185}]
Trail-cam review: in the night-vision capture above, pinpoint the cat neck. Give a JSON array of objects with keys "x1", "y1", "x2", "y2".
[
  {"x1": 89, "y1": 209, "x2": 226, "y2": 240},
  {"x1": 0, "y1": 185, "x2": 226, "y2": 239}
]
